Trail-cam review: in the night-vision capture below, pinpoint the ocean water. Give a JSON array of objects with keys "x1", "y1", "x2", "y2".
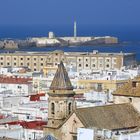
[{"x1": 0, "y1": 24, "x2": 140, "y2": 60}]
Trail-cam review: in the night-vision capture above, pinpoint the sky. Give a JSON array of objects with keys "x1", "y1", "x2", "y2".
[{"x1": 0, "y1": 0, "x2": 140, "y2": 26}]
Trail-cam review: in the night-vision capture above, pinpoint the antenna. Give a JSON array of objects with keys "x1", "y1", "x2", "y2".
[{"x1": 74, "y1": 21, "x2": 77, "y2": 38}]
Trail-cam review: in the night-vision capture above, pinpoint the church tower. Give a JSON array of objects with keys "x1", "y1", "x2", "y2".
[{"x1": 47, "y1": 61, "x2": 76, "y2": 128}]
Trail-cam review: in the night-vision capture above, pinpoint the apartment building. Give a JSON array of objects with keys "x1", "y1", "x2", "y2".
[{"x1": 0, "y1": 50, "x2": 136, "y2": 72}]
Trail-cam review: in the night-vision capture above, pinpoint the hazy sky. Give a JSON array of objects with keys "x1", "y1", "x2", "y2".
[{"x1": 0, "y1": 0, "x2": 140, "y2": 26}]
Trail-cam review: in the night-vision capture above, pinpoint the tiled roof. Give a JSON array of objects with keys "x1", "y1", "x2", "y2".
[
  {"x1": 0, "y1": 76, "x2": 32, "y2": 84},
  {"x1": 6, "y1": 121, "x2": 47, "y2": 130},
  {"x1": 75, "y1": 103, "x2": 140, "y2": 130},
  {"x1": 50, "y1": 61, "x2": 73, "y2": 90}
]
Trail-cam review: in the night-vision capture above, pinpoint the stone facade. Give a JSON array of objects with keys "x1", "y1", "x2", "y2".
[
  {"x1": 0, "y1": 50, "x2": 136, "y2": 72},
  {"x1": 44, "y1": 104, "x2": 140, "y2": 140},
  {"x1": 47, "y1": 94, "x2": 76, "y2": 128},
  {"x1": 44, "y1": 113, "x2": 84, "y2": 140},
  {"x1": 44, "y1": 61, "x2": 76, "y2": 140},
  {"x1": 113, "y1": 77, "x2": 140, "y2": 112},
  {"x1": 113, "y1": 96, "x2": 140, "y2": 112}
]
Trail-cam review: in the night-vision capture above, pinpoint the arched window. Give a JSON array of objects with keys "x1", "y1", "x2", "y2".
[
  {"x1": 51, "y1": 103, "x2": 55, "y2": 115},
  {"x1": 68, "y1": 102, "x2": 72, "y2": 115}
]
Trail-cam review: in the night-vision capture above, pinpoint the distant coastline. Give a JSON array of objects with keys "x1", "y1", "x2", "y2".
[
  {"x1": 0, "y1": 22, "x2": 119, "y2": 49},
  {"x1": 0, "y1": 36, "x2": 118, "y2": 50}
]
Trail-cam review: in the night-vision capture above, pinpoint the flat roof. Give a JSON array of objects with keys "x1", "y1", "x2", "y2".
[{"x1": 0, "y1": 50, "x2": 135, "y2": 56}]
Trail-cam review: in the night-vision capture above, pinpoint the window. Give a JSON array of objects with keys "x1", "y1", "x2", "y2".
[
  {"x1": 34, "y1": 63, "x2": 36, "y2": 66},
  {"x1": 14, "y1": 63, "x2": 16, "y2": 65},
  {"x1": 20, "y1": 63, "x2": 23, "y2": 66},
  {"x1": 113, "y1": 59, "x2": 116, "y2": 62},
  {"x1": 86, "y1": 64, "x2": 88, "y2": 67},
  {"x1": 0, "y1": 63, "x2": 3, "y2": 65},
  {"x1": 129, "y1": 98, "x2": 132, "y2": 103},
  {"x1": 79, "y1": 64, "x2": 81, "y2": 67},
  {"x1": 41, "y1": 58, "x2": 43, "y2": 61},
  {"x1": 86, "y1": 59, "x2": 88, "y2": 62},
  {"x1": 78, "y1": 59, "x2": 81, "y2": 62},
  {"x1": 27, "y1": 63, "x2": 30, "y2": 66},
  {"x1": 97, "y1": 84, "x2": 102, "y2": 92},
  {"x1": 99, "y1": 64, "x2": 102, "y2": 67},
  {"x1": 51, "y1": 103, "x2": 55, "y2": 115},
  {"x1": 132, "y1": 81, "x2": 137, "y2": 88},
  {"x1": 14, "y1": 58, "x2": 16, "y2": 60},
  {"x1": 106, "y1": 64, "x2": 109, "y2": 68},
  {"x1": 68, "y1": 102, "x2": 72, "y2": 115},
  {"x1": 34, "y1": 68, "x2": 36, "y2": 71},
  {"x1": 7, "y1": 57, "x2": 10, "y2": 60},
  {"x1": 41, "y1": 63, "x2": 43, "y2": 66},
  {"x1": 20, "y1": 58, "x2": 23, "y2": 60},
  {"x1": 34, "y1": 58, "x2": 36, "y2": 60},
  {"x1": 106, "y1": 59, "x2": 110, "y2": 62},
  {"x1": 92, "y1": 64, "x2": 96, "y2": 67},
  {"x1": 1, "y1": 84, "x2": 6, "y2": 88},
  {"x1": 7, "y1": 63, "x2": 10, "y2": 66},
  {"x1": 0, "y1": 57, "x2": 3, "y2": 60},
  {"x1": 27, "y1": 58, "x2": 30, "y2": 60},
  {"x1": 73, "y1": 136, "x2": 77, "y2": 140},
  {"x1": 18, "y1": 85, "x2": 22, "y2": 89}
]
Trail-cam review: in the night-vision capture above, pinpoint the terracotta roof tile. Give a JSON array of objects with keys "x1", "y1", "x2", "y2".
[{"x1": 0, "y1": 76, "x2": 32, "y2": 84}]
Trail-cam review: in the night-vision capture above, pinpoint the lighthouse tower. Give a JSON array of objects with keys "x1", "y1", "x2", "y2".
[{"x1": 74, "y1": 21, "x2": 77, "y2": 38}]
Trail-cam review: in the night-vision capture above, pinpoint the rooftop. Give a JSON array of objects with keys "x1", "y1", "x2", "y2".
[
  {"x1": 5, "y1": 121, "x2": 47, "y2": 130},
  {"x1": 0, "y1": 76, "x2": 32, "y2": 84},
  {"x1": 0, "y1": 50, "x2": 135, "y2": 56},
  {"x1": 75, "y1": 103, "x2": 140, "y2": 130},
  {"x1": 50, "y1": 61, "x2": 73, "y2": 91},
  {"x1": 113, "y1": 76, "x2": 140, "y2": 97}
]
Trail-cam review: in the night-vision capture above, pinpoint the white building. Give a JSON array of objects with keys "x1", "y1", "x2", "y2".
[
  {"x1": 0, "y1": 122, "x2": 45, "y2": 140},
  {"x1": 0, "y1": 76, "x2": 33, "y2": 96}
]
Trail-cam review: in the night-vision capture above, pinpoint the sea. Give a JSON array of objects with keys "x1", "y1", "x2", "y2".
[{"x1": 0, "y1": 24, "x2": 140, "y2": 61}]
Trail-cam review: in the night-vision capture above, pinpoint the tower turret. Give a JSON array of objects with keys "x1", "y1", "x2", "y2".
[{"x1": 47, "y1": 61, "x2": 76, "y2": 128}]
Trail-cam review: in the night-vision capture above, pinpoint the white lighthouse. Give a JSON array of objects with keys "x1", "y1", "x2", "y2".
[{"x1": 74, "y1": 21, "x2": 77, "y2": 38}]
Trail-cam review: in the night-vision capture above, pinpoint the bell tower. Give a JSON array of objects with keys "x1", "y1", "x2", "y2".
[{"x1": 47, "y1": 61, "x2": 76, "y2": 128}]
